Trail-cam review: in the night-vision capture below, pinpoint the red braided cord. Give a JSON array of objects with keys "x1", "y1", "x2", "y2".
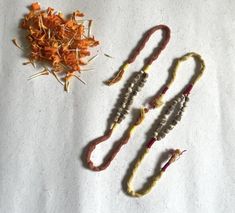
[
  {"x1": 85, "y1": 25, "x2": 171, "y2": 172},
  {"x1": 86, "y1": 132, "x2": 131, "y2": 171},
  {"x1": 127, "y1": 25, "x2": 171, "y2": 67}
]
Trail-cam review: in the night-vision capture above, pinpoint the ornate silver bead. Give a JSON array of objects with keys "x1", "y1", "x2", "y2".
[
  {"x1": 183, "y1": 102, "x2": 187, "y2": 107},
  {"x1": 185, "y1": 96, "x2": 190, "y2": 102},
  {"x1": 118, "y1": 108, "x2": 123, "y2": 113},
  {"x1": 114, "y1": 116, "x2": 119, "y2": 122},
  {"x1": 123, "y1": 109, "x2": 129, "y2": 114},
  {"x1": 160, "y1": 118, "x2": 167, "y2": 124},
  {"x1": 132, "y1": 90, "x2": 137, "y2": 96},
  {"x1": 130, "y1": 83, "x2": 135, "y2": 88},
  {"x1": 175, "y1": 115, "x2": 181, "y2": 121},
  {"x1": 127, "y1": 87, "x2": 132, "y2": 93},
  {"x1": 164, "y1": 128, "x2": 170, "y2": 134},
  {"x1": 128, "y1": 98, "x2": 133, "y2": 105},
  {"x1": 165, "y1": 110, "x2": 171, "y2": 115},
  {"x1": 153, "y1": 132, "x2": 158, "y2": 138}
]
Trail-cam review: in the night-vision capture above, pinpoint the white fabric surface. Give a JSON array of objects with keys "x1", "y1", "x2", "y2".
[{"x1": 0, "y1": 0, "x2": 235, "y2": 212}]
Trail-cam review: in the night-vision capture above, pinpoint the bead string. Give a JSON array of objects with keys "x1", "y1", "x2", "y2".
[
  {"x1": 85, "y1": 25, "x2": 171, "y2": 171},
  {"x1": 126, "y1": 52, "x2": 205, "y2": 197}
]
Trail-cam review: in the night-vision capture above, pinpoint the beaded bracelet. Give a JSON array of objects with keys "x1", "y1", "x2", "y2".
[
  {"x1": 85, "y1": 25, "x2": 171, "y2": 171},
  {"x1": 125, "y1": 52, "x2": 205, "y2": 197}
]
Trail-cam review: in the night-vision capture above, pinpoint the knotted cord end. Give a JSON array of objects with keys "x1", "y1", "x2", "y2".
[
  {"x1": 128, "y1": 108, "x2": 146, "y2": 136},
  {"x1": 161, "y1": 149, "x2": 186, "y2": 172},
  {"x1": 105, "y1": 63, "x2": 129, "y2": 86}
]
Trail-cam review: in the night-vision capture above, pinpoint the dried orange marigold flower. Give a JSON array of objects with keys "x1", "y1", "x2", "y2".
[{"x1": 18, "y1": 2, "x2": 99, "y2": 91}]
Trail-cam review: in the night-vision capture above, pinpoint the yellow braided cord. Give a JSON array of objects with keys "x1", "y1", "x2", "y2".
[
  {"x1": 143, "y1": 65, "x2": 152, "y2": 73},
  {"x1": 173, "y1": 52, "x2": 205, "y2": 86},
  {"x1": 166, "y1": 59, "x2": 179, "y2": 88},
  {"x1": 152, "y1": 52, "x2": 205, "y2": 108},
  {"x1": 126, "y1": 148, "x2": 164, "y2": 197},
  {"x1": 105, "y1": 63, "x2": 130, "y2": 85}
]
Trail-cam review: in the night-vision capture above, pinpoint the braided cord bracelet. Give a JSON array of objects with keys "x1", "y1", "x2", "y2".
[
  {"x1": 126, "y1": 52, "x2": 205, "y2": 197},
  {"x1": 85, "y1": 25, "x2": 171, "y2": 171}
]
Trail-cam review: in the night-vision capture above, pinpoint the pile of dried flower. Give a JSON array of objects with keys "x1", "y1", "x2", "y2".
[{"x1": 14, "y1": 2, "x2": 99, "y2": 91}]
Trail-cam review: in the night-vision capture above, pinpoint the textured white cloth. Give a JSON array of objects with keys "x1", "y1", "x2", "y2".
[{"x1": 0, "y1": 0, "x2": 235, "y2": 212}]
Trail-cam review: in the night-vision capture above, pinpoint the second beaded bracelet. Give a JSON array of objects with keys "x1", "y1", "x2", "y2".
[{"x1": 124, "y1": 52, "x2": 205, "y2": 197}]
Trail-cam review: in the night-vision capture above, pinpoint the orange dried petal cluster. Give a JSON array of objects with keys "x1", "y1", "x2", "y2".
[{"x1": 21, "y1": 2, "x2": 99, "y2": 91}]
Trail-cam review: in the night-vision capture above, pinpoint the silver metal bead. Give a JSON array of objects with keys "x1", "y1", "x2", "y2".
[
  {"x1": 118, "y1": 108, "x2": 123, "y2": 113},
  {"x1": 153, "y1": 132, "x2": 158, "y2": 137},
  {"x1": 132, "y1": 91, "x2": 137, "y2": 96},
  {"x1": 130, "y1": 83, "x2": 135, "y2": 88},
  {"x1": 168, "y1": 105, "x2": 174, "y2": 111},
  {"x1": 124, "y1": 93, "x2": 130, "y2": 99},
  {"x1": 143, "y1": 72, "x2": 148, "y2": 77},
  {"x1": 156, "y1": 135, "x2": 161, "y2": 141},
  {"x1": 157, "y1": 123, "x2": 163, "y2": 129},
  {"x1": 161, "y1": 114, "x2": 167, "y2": 120},
  {"x1": 185, "y1": 96, "x2": 190, "y2": 102},
  {"x1": 114, "y1": 116, "x2": 119, "y2": 122},
  {"x1": 180, "y1": 94, "x2": 185, "y2": 100},
  {"x1": 161, "y1": 132, "x2": 166, "y2": 138},
  {"x1": 139, "y1": 82, "x2": 145, "y2": 87},
  {"x1": 183, "y1": 102, "x2": 187, "y2": 107},
  {"x1": 175, "y1": 115, "x2": 181, "y2": 121},
  {"x1": 128, "y1": 87, "x2": 132, "y2": 93},
  {"x1": 141, "y1": 78, "x2": 147, "y2": 83},
  {"x1": 178, "y1": 111, "x2": 183, "y2": 116},
  {"x1": 126, "y1": 104, "x2": 131, "y2": 110},
  {"x1": 172, "y1": 120, "x2": 178, "y2": 126},
  {"x1": 165, "y1": 109, "x2": 171, "y2": 115},
  {"x1": 128, "y1": 98, "x2": 133, "y2": 105},
  {"x1": 177, "y1": 97, "x2": 182, "y2": 102},
  {"x1": 168, "y1": 125, "x2": 174, "y2": 130},
  {"x1": 164, "y1": 128, "x2": 170, "y2": 134},
  {"x1": 160, "y1": 118, "x2": 166, "y2": 124},
  {"x1": 123, "y1": 109, "x2": 129, "y2": 114},
  {"x1": 134, "y1": 74, "x2": 141, "y2": 81},
  {"x1": 122, "y1": 99, "x2": 128, "y2": 105}
]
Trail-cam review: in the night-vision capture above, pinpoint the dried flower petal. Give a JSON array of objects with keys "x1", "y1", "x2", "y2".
[{"x1": 15, "y1": 2, "x2": 99, "y2": 91}]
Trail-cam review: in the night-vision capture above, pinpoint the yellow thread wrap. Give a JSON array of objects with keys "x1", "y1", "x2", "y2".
[
  {"x1": 153, "y1": 94, "x2": 164, "y2": 108},
  {"x1": 129, "y1": 108, "x2": 146, "y2": 136},
  {"x1": 110, "y1": 122, "x2": 119, "y2": 131},
  {"x1": 126, "y1": 148, "x2": 164, "y2": 197}
]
